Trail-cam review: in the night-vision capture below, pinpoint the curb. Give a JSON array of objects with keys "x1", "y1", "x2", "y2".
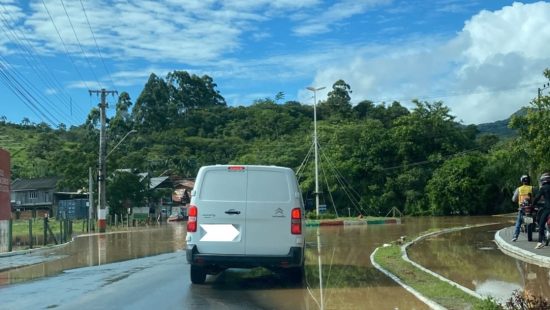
[
  {"x1": 400, "y1": 226, "x2": 488, "y2": 299},
  {"x1": 371, "y1": 223, "x2": 499, "y2": 309},
  {"x1": 305, "y1": 218, "x2": 401, "y2": 227},
  {"x1": 494, "y1": 228, "x2": 550, "y2": 268},
  {"x1": 0, "y1": 236, "x2": 76, "y2": 258},
  {"x1": 370, "y1": 247, "x2": 446, "y2": 310}
]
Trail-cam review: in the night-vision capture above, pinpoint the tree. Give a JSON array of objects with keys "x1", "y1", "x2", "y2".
[
  {"x1": 132, "y1": 73, "x2": 174, "y2": 131},
  {"x1": 109, "y1": 92, "x2": 134, "y2": 138},
  {"x1": 107, "y1": 171, "x2": 147, "y2": 216},
  {"x1": 318, "y1": 79, "x2": 353, "y2": 119},
  {"x1": 390, "y1": 100, "x2": 475, "y2": 163},
  {"x1": 426, "y1": 153, "x2": 491, "y2": 215},
  {"x1": 166, "y1": 70, "x2": 226, "y2": 113},
  {"x1": 509, "y1": 68, "x2": 550, "y2": 175},
  {"x1": 85, "y1": 107, "x2": 100, "y2": 129}
]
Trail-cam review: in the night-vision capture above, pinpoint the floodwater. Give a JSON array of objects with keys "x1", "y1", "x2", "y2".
[
  {"x1": 0, "y1": 223, "x2": 187, "y2": 285},
  {"x1": 408, "y1": 220, "x2": 550, "y2": 303},
  {"x1": 0, "y1": 216, "x2": 538, "y2": 308}
]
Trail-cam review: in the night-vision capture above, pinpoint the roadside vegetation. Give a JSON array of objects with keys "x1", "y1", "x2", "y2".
[
  {"x1": 374, "y1": 243, "x2": 498, "y2": 310},
  {"x1": 2, "y1": 69, "x2": 550, "y2": 220},
  {"x1": 372, "y1": 229, "x2": 550, "y2": 310}
]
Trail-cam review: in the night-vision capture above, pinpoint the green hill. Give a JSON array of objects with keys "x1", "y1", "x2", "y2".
[{"x1": 475, "y1": 108, "x2": 527, "y2": 139}]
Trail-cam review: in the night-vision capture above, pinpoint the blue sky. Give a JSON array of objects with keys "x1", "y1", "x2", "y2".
[{"x1": 0, "y1": 0, "x2": 549, "y2": 127}]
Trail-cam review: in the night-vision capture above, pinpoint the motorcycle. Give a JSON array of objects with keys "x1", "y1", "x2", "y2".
[
  {"x1": 524, "y1": 198, "x2": 550, "y2": 245},
  {"x1": 522, "y1": 198, "x2": 537, "y2": 241}
]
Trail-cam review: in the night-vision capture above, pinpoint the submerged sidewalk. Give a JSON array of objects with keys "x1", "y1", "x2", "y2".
[
  {"x1": 494, "y1": 226, "x2": 550, "y2": 267},
  {"x1": 0, "y1": 245, "x2": 69, "y2": 272}
]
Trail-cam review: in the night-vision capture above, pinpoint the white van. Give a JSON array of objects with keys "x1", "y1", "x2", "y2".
[{"x1": 186, "y1": 165, "x2": 305, "y2": 284}]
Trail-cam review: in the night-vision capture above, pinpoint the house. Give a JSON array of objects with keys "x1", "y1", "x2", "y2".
[
  {"x1": 172, "y1": 178, "x2": 195, "y2": 205},
  {"x1": 10, "y1": 177, "x2": 87, "y2": 219},
  {"x1": 11, "y1": 177, "x2": 58, "y2": 219},
  {"x1": 129, "y1": 173, "x2": 175, "y2": 220}
]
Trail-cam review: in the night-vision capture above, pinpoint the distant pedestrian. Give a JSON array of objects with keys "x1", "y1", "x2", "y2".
[
  {"x1": 534, "y1": 173, "x2": 550, "y2": 249},
  {"x1": 511, "y1": 174, "x2": 533, "y2": 241}
]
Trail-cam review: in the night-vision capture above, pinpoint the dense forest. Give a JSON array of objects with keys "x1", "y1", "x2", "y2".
[{"x1": 2, "y1": 69, "x2": 550, "y2": 218}]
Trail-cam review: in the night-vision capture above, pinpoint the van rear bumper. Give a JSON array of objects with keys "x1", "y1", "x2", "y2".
[{"x1": 186, "y1": 245, "x2": 304, "y2": 269}]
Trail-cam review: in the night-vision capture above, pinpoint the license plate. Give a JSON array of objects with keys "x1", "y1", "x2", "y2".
[{"x1": 524, "y1": 217, "x2": 533, "y2": 224}]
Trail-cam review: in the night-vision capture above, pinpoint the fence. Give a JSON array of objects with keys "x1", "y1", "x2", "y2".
[{"x1": 5, "y1": 218, "x2": 83, "y2": 252}]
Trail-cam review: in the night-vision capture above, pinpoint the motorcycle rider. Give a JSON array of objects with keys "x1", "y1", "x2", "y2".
[
  {"x1": 511, "y1": 175, "x2": 533, "y2": 241},
  {"x1": 533, "y1": 172, "x2": 550, "y2": 249}
]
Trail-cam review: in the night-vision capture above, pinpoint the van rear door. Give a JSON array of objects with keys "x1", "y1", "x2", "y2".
[
  {"x1": 245, "y1": 167, "x2": 297, "y2": 255},
  {"x1": 195, "y1": 166, "x2": 247, "y2": 255}
]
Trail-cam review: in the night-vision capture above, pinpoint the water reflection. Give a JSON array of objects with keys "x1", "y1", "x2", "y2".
[
  {"x1": 295, "y1": 217, "x2": 501, "y2": 310},
  {"x1": 0, "y1": 224, "x2": 185, "y2": 285},
  {"x1": 1, "y1": 216, "x2": 535, "y2": 309},
  {"x1": 408, "y1": 221, "x2": 550, "y2": 303}
]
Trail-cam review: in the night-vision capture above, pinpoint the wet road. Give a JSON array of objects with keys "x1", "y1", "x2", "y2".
[{"x1": 0, "y1": 216, "x2": 522, "y2": 309}]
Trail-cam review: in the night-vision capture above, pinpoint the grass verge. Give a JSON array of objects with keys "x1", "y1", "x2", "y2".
[{"x1": 373, "y1": 238, "x2": 501, "y2": 310}]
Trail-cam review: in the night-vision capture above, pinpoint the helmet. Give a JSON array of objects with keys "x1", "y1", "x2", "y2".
[
  {"x1": 520, "y1": 174, "x2": 531, "y2": 185},
  {"x1": 540, "y1": 173, "x2": 550, "y2": 185}
]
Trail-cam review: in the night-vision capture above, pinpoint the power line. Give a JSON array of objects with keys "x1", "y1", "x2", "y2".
[
  {"x1": 368, "y1": 82, "x2": 543, "y2": 105},
  {"x1": 0, "y1": 60, "x2": 58, "y2": 126},
  {"x1": 0, "y1": 4, "x2": 85, "y2": 124},
  {"x1": 0, "y1": 55, "x2": 65, "y2": 125},
  {"x1": 59, "y1": 0, "x2": 102, "y2": 88},
  {"x1": 79, "y1": 0, "x2": 115, "y2": 88},
  {"x1": 379, "y1": 144, "x2": 490, "y2": 171},
  {"x1": 41, "y1": 0, "x2": 90, "y2": 90}
]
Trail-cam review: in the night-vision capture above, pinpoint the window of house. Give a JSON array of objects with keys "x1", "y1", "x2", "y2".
[{"x1": 29, "y1": 191, "x2": 38, "y2": 199}]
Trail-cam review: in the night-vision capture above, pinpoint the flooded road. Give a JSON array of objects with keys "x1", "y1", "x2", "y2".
[
  {"x1": 0, "y1": 216, "x2": 536, "y2": 309},
  {"x1": 0, "y1": 223, "x2": 187, "y2": 285},
  {"x1": 408, "y1": 220, "x2": 550, "y2": 303}
]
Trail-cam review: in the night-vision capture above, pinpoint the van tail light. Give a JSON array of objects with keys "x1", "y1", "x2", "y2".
[
  {"x1": 291, "y1": 208, "x2": 302, "y2": 235},
  {"x1": 187, "y1": 205, "x2": 198, "y2": 232}
]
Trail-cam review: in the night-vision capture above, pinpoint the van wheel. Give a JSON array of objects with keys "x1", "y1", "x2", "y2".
[
  {"x1": 285, "y1": 267, "x2": 304, "y2": 285},
  {"x1": 190, "y1": 265, "x2": 207, "y2": 284}
]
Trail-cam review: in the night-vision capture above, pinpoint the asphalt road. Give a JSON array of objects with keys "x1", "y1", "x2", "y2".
[{"x1": 0, "y1": 250, "x2": 288, "y2": 310}]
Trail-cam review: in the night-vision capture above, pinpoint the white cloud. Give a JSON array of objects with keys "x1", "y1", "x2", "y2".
[
  {"x1": 13, "y1": 1, "x2": 249, "y2": 63},
  {"x1": 293, "y1": 0, "x2": 392, "y2": 36},
  {"x1": 308, "y1": 1, "x2": 550, "y2": 124},
  {"x1": 461, "y1": 2, "x2": 550, "y2": 63}
]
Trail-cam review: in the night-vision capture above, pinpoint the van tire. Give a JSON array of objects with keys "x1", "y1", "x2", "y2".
[
  {"x1": 190, "y1": 265, "x2": 207, "y2": 284},
  {"x1": 285, "y1": 266, "x2": 304, "y2": 285}
]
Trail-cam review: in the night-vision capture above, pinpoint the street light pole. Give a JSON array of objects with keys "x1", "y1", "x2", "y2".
[{"x1": 306, "y1": 86, "x2": 325, "y2": 217}]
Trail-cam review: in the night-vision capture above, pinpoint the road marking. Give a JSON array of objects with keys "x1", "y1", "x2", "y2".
[{"x1": 200, "y1": 224, "x2": 240, "y2": 241}]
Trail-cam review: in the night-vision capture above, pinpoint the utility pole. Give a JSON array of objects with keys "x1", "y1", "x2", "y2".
[
  {"x1": 88, "y1": 167, "x2": 93, "y2": 232},
  {"x1": 89, "y1": 89, "x2": 117, "y2": 233}
]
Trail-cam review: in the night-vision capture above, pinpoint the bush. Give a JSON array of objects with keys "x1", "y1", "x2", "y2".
[
  {"x1": 504, "y1": 290, "x2": 550, "y2": 310},
  {"x1": 305, "y1": 211, "x2": 337, "y2": 220},
  {"x1": 475, "y1": 297, "x2": 503, "y2": 310}
]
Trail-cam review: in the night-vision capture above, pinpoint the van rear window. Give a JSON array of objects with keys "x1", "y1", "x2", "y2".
[
  {"x1": 248, "y1": 170, "x2": 290, "y2": 202},
  {"x1": 200, "y1": 170, "x2": 246, "y2": 201}
]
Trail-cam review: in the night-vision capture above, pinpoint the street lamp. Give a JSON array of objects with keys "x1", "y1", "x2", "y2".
[
  {"x1": 306, "y1": 86, "x2": 325, "y2": 217},
  {"x1": 97, "y1": 129, "x2": 137, "y2": 233},
  {"x1": 538, "y1": 83, "x2": 550, "y2": 103},
  {"x1": 107, "y1": 129, "x2": 137, "y2": 158}
]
